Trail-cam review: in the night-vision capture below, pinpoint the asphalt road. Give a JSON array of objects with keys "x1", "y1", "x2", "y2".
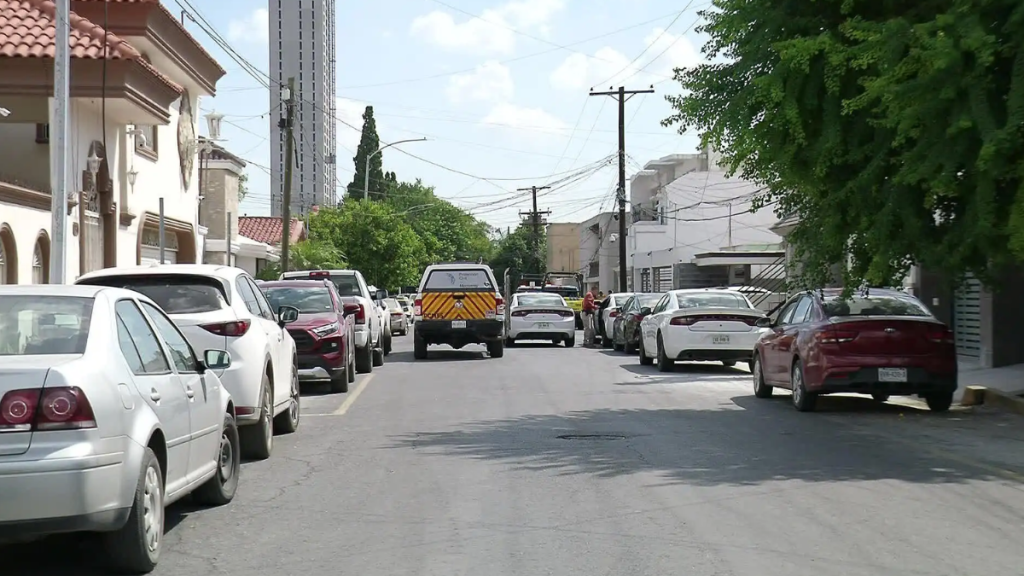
[{"x1": 9, "y1": 333, "x2": 1024, "y2": 575}]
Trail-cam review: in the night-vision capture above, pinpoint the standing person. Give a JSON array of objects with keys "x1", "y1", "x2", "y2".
[{"x1": 582, "y1": 286, "x2": 599, "y2": 347}]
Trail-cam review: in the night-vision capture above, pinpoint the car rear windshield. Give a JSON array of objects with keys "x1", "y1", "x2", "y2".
[
  {"x1": 636, "y1": 293, "x2": 664, "y2": 308},
  {"x1": 544, "y1": 286, "x2": 579, "y2": 298},
  {"x1": 822, "y1": 295, "x2": 932, "y2": 318},
  {"x1": 0, "y1": 296, "x2": 95, "y2": 355},
  {"x1": 424, "y1": 269, "x2": 493, "y2": 290},
  {"x1": 263, "y1": 287, "x2": 334, "y2": 314},
  {"x1": 517, "y1": 294, "x2": 564, "y2": 307},
  {"x1": 331, "y1": 275, "x2": 362, "y2": 297},
  {"x1": 82, "y1": 275, "x2": 227, "y2": 314},
  {"x1": 676, "y1": 292, "x2": 751, "y2": 309}
]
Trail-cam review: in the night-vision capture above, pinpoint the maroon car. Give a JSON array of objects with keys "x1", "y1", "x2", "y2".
[
  {"x1": 751, "y1": 288, "x2": 957, "y2": 412},
  {"x1": 260, "y1": 279, "x2": 357, "y2": 393}
]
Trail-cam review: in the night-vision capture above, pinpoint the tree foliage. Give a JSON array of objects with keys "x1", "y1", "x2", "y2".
[
  {"x1": 489, "y1": 224, "x2": 547, "y2": 284},
  {"x1": 385, "y1": 180, "x2": 493, "y2": 266},
  {"x1": 307, "y1": 200, "x2": 424, "y2": 290},
  {"x1": 346, "y1": 106, "x2": 385, "y2": 200},
  {"x1": 254, "y1": 240, "x2": 346, "y2": 280},
  {"x1": 663, "y1": 0, "x2": 1024, "y2": 289}
]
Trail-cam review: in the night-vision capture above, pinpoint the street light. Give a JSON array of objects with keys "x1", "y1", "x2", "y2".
[
  {"x1": 205, "y1": 110, "x2": 224, "y2": 141},
  {"x1": 126, "y1": 168, "x2": 138, "y2": 187},
  {"x1": 363, "y1": 137, "x2": 428, "y2": 200}
]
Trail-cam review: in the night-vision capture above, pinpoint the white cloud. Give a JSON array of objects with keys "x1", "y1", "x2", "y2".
[
  {"x1": 447, "y1": 61, "x2": 515, "y2": 104},
  {"x1": 549, "y1": 27, "x2": 702, "y2": 90},
  {"x1": 227, "y1": 8, "x2": 269, "y2": 44},
  {"x1": 481, "y1": 103, "x2": 566, "y2": 136},
  {"x1": 410, "y1": 0, "x2": 565, "y2": 54}
]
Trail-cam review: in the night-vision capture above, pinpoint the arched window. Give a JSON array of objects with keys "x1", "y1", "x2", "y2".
[
  {"x1": 33, "y1": 233, "x2": 50, "y2": 284},
  {"x1": 0, "y1": 238, "x2": 6, "y2": 285},
  {"x1": 0, "y1": 224, "x2": 16, "y2": 285}
]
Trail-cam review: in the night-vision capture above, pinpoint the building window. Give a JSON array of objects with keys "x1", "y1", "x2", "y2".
[
  {"x1": 32, "y1": 238, "x2": 48, "y2": 284},
  {"x1": 35, "y1": 123, "x2": 49, "y2": 143},
  {"x1": 135, "y1": 125, "x2": 158, "y2": 159}
]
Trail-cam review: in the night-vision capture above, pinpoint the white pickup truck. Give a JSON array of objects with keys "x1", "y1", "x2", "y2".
[{"x1": 280, "y1": 269, "x2": 391, "y2": 372}]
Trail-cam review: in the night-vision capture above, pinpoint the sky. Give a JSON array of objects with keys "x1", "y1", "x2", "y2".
[{"x1": 179, "y1": 0, "x2": 709, "y2": 231}]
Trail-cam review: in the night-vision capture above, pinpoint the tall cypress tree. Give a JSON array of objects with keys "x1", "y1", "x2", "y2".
[{"x1": 346, "y1": 106, "x2": 385, "y2": 200}]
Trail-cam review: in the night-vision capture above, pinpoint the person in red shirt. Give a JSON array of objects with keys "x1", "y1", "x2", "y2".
[{"x1": 582, "y1": 286, "x2": 599, "y2": 347}]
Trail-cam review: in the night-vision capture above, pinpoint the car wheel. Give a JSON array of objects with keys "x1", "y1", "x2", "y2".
[
  {"x1": 871, "y1": 393, "x2": 890, "y2": 403},
  {"x1": 564, "y1": 334, "x2": 576, "y2": 348},
  {"x1": 752, "y1": 355, "x2": 773, "y2": 399},
  {"x1": 347, "y1": 347, "x2": 356, "y2": 383},
  {"x1": 926, "y1": 390, "x2": 954, "y2": 412},
  {"x1": 356, "y1": 343, "x2": 373, "y2": 374},
  {"x1": 625, "y1": 333, "x2": 637, "y2": 354},
  {"x1": 638, "y1": 333, "x2": 653, "y2": 366},
  {"x1": 383, "y1": 330, "x2": 393, "y2": 355},
  {"x1": 329, "y1": 359, "x2": 349, "y2": 393},
  {"x1": 413, "y1": 334, "x2": 428, "y2": 359},
  {"x1": 103, "y1": 448, "x2": 163, "y2": 573},
  {"x1": 372, "y1": 346, "x2": 385, "y2": 367},
  {"x1": 274, "y1": 365, "x2": 301, "y2": 433},
  {"x1": 722, "y1": 360, "x2": 737, "y2": 367},
  {"x1": 487, "y1": 339, "x2": 505, "y2": 358},
  {"x1": 505, "y1": 336, "x2": 515, "y2": 347},
  {"x1": 791, "y1": 359, "x2": 817, "y2": 412},
  {"x1": 193, "y1": 413, "x2": 241, "y2": 506},
  {"x1": 240, "y1": 378, "x2": 273, "y2": 460},
  {"x1": 656, "y1": 333, "x2": 673, "y2": 372}
]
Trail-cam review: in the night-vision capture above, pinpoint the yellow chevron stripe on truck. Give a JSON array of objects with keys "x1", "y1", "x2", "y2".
[{"x1": 420, "y1": 291, "x2": 496, "y2": 321}]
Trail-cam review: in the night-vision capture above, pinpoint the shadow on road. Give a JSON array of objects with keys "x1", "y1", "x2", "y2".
[
  {"x1": 617, "y1": 362, "x2": 748, "y2": 384},
  {"x1": 388, "y1": 397, "x2": 1005, "y2": 486},
  {"x1": 387, "y1": 349, "x2": 488, "y2": 363}
]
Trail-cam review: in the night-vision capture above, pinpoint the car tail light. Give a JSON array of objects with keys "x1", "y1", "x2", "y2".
[
  {"x1": 560, "y1": 310, "x2": 574, "y2": 318},
  {"x1": 511, "y1": 310, "x2": 527, "y2": 317},
  {"x1": 609, "y1": 310, "x2": 619, "y2": 318},
  {"x1": 201, "y1": 319, "x2": 251, "y2": 337},
  {"x1": 817, "y1": 330, "x2": 858, "y2": 345},
  {"x1": 495, "y1": 295, "x2": 505, "y2": 315},
  {"x1": 413, "y1": 298, "x2": 422, "y2": 316},
  {"x1": 0, "y1": 387, "x2": 97, "y2": 432},
  {"x1": 391, "y1": 312, "x2": 403, "y2": 317},
  {"x1": 670, "y1": 316, "x2": 696, "y2": 326},
  {"x1": 308, "y1": 271, "x2": 330, "y2": 279},
  {"x1": 927, "y1": 326, "x2": 955, "y2": 344},
  {"x1": 353, "y1": 304, "x2": 367, "y2": 325}
]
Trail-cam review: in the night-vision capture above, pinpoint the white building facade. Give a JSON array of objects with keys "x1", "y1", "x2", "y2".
[
  {"x1": 269, "y1": 0, "x2": 338, "y2": 217},
  {"x1": 0, "y1": 0, "x2": 224, "y2": 283},
  {"x1": 579, "y1": 212, "x2": 622, "y2": 293},
  {"x1": 628, "y1": 151, "x2": 785, "y2": 294}
]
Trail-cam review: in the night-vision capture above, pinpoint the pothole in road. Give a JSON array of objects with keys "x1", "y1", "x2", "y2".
[{"x1": 556, "y1": 434, "x2": 629, "y2": 440}]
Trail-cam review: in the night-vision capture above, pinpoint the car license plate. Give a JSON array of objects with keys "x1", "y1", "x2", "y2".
[
  {"x1": 712, "y1": 335, "x2": 730, "y2": 345},
  {"x1": 451, "y1": 320, "x2": 467, "y2": 329},
  {"x1": 878, "y1": 368, "x2": 907, "y2": 382},
  {"x1": 536, "y1": 322, "x2": 552, "y2": 329}
]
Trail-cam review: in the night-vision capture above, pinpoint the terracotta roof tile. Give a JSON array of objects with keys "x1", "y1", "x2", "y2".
[
  {"x1": 0, "y1": 0, "x2": 182, "y2": 92},
  {"x1": 238, "y1": 217, "x2": 306, "y2": 246}
]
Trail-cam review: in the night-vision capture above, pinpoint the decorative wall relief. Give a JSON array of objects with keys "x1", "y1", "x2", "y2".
[{"x1": 177, "y1": 92, "x2": 195, "y2": 191}]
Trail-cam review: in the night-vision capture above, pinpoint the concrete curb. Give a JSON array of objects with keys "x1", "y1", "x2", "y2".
[{"x1": 960, "y1": 385, "x2": 1024, "y2": 416}]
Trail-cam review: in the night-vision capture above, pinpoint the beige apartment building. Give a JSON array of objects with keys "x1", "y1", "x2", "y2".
[{"x1": 546, "y1": 222, "x2": 580, "y2": 274}]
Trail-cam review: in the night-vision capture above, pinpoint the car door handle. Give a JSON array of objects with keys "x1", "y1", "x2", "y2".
[
  {"x1": 150, "y1": 389, "x2": 161, "y2": 402},
  {"x1": 186, "y1": 387, "x2": 195, "y2": 399}
]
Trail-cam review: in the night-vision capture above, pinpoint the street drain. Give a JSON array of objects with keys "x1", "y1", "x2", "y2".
[{"x1": 556, "y1": 434, "x2": 628, "y2": 440}]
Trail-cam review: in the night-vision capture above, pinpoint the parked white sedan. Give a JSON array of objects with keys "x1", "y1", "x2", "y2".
[
  {"x1": 0, "y1": 285, "x2": 240, "y2": 573},
  {"x1": 638, "y1": 289, "x2": 767, "y2": 372},
  {"x1": 505, "y1": 292, "x2": 576, "y2": 347},
  {"x1": 78, "y1": 264, "x2": 300, "y2": 461}
]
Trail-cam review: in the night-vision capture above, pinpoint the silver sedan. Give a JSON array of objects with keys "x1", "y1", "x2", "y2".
[
  {"x1": 0, "y1": 285, "x2": 241, "y2": 573},
  {"x1": 505, "y1": 292, "x2": 577, "y2": 347}
]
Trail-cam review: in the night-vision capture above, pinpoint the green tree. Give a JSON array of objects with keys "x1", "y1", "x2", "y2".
[
  {"x1": 237, "y1": 172, "x2": 248, "y2": 200},
  {"x1": 489, "y1": 224, "x2": 546, "y2": 284},
  {"x1": 253, "y1": 240, "x2": 346, "y2": 280},
  {"x1": 663, "y1": 0, "x2": 1024, "y2": 289},
  {"x1": 346, "y1": 106, "x2": 385, "y2": 200},
  {"x1": 385, "y1": 179, "x2": 492, "y2": 265},
  {"x1": 308, "y1": 200, "x2": 424, "y2": 289}
]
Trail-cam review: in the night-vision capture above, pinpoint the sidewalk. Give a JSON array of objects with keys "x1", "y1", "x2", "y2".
[{"x1": 957, "y1": 362, "x2": 1024, "y2": 403}]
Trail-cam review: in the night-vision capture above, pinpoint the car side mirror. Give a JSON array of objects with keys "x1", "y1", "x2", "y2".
[
  {"x1": 277, "y1": 305, "x2": 299, "y2": 326},
  {"x1": 639, "y1": 307, "x2": 652, "y2": 317},
  {"x1": 375, "y1": 289, "x2": 388, "y2": 300},
  {"x1": 202, "y1": 349, "x2": 231, "y2": 371},
  {"x1": 755, "y1": 316, "x2": 772, "y2": 328}
]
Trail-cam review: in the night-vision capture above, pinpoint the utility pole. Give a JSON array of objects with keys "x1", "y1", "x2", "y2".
[
  {"x1": 280, "y1": 77, "x2": 296, "y2": 273},
  {"x1": 517, "y1": 185, "x2": 551, "y2": 275},
  {"x1": 589, "y1": 85, "x2": 654, "y2": 292},
  {"x1": 50, "y1": 0, "x2": 71, "y2": 283}
]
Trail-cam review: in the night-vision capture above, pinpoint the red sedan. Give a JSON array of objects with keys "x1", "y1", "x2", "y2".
[{"x1": 751, "y1": 288, "x2": 957, "y2": 412}]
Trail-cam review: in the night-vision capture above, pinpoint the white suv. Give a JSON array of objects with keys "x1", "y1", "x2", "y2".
[{"x1": 77, "y1": 265, "x2": 300, "y2": 460}]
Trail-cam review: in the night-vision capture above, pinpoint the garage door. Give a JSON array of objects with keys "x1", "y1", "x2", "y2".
[
  {"x1": 140, "y1": 245, "x2": 176, "y2": 266},
  {"x1": 953, "y1": 274, "x2": 982, "y2": 358}
]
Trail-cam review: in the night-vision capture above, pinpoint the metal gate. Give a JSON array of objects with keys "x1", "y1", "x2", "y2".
[
  {"x1": 640, "y1": 268, "x2": 651, "y2": 292},
  {"x1": 82, "y1": 212, "x2": 104, "y2": 274},
  {"x1": 652, "y1": 266, "x2": 673, "y2": 292},
  {"x1": 953, "y1": 274, "x2": 982, "y2": 358}
]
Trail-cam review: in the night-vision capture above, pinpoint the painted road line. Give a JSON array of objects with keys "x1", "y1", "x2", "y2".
[{"x1": 332, "y1": 373, "x2": 374, "y2": 416}]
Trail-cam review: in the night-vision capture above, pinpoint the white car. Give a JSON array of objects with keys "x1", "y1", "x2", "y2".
[
  {"x1": 505, "y1": 292, "x2": 576, "y2": 347},
  {"x1": 599, "y1": 292, "x2": 634, "y2": 347},
  {"x1": 367, "y1": 284, "x2": 393, "y2": 351},
  {"x1": 638, "y1": 289, "x2": 767, "y2": 372},
  {"x1": 78, "y1": 265, "x2": 300, "y2": 461},
  {"x1": 281, "y1": 270, "x2": 387, "y2": 372},
  {"x1": 0, "y1": 285, "x2": 240, "y2": 572}
]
